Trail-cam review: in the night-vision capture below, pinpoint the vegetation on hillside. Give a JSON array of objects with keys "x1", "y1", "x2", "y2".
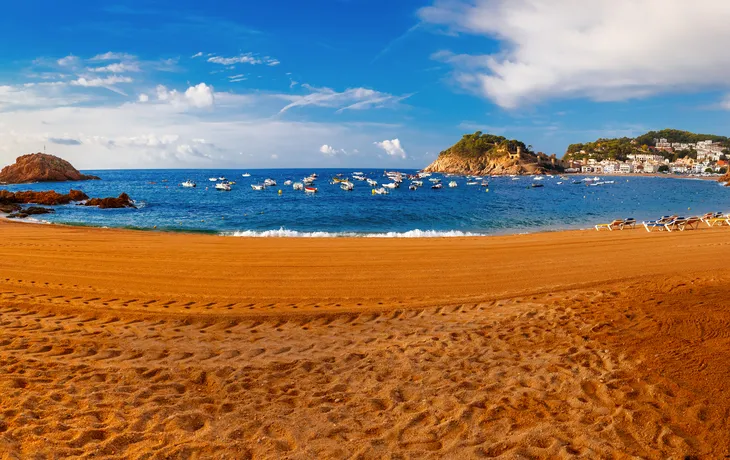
[
  {"x1": 440, "y1": 132, "x2": 533, "y2": 158},
  {"x1": 634, "y1": 129, "x2": 730, "y2": 147}
]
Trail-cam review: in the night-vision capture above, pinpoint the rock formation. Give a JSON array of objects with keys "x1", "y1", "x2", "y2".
[
  {"x1": 422, "y1": 132, "x2": 562, "y2": 176},
  {"x1": 720, "y1": 172, "x2": 730, "y2": 186},
  {"x1": 81, "y1": 193, "x2": 136, "y2": 209},
  {"x1": 0, "y1": 153, "x2": 100, "y2": 184},
  {"x1": 0, "y1": 189, "x2": 89, "y2": 206},
  {"x1": 7, "y1": 206, "x2": 55, "y2": 219}
]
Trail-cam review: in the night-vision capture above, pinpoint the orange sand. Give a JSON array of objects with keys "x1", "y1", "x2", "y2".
[{"x1": 1, "y1": 220, "x2": 729, "y2": 458}]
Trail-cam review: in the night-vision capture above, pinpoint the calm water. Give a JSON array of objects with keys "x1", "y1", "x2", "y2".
[{"x1": 3, "y1": 169, "x2": 729, "y2": 236}]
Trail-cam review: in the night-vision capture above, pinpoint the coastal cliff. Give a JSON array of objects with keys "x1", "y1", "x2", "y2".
[
  {"x1": 720, "y1": 172, "x2": 730, "y2": 186},
  {"x1": 422, "y1": 132, "x2": 562, "y2": 175},
  {"x1": 0, "y1": 153, "x2": 100, "y2": 184}
]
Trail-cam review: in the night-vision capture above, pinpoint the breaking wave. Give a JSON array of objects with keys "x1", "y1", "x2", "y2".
[{"x1": 222, "y1": 228, "x2": 485, "y2": 238}]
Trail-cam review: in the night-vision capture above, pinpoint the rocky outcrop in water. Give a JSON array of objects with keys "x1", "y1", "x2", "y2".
[
  {"x1": 422, "y1": 132, "x2": 563, "y2": 176},
  {"x1": 0, "y1": 189, "x2": 89, "y2": 206},
  {"x1": 7, "y1": 206, "x2": 55, "y2": 219},
  {"x1": 81, "y1": 193, "x2": 136, "y2": 209},
  {"x1": 719, "y1": 172, "x2": 730, "y2": 186},
  {"x1": 0, "y1": 153, "x2": 100, "y2": 184}
]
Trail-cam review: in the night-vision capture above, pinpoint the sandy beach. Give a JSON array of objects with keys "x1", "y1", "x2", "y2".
[{"x1": 1, "y1": 220, "x2": 729, "y2": 458}]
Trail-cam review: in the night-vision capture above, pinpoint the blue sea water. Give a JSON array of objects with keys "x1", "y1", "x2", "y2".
[{"x1": 2, "y1": 169, "x2": 730, "y2": 236}]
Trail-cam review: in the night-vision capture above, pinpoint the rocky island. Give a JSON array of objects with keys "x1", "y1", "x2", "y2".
[
  {"x1": 0, "y1": 153, "x2": 100, "y2": 184},
  {"x1": 422, "y1": 131, "x2": 563, "y2": 176}
]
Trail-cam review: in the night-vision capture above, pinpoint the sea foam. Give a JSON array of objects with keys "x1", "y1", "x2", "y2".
[{"x1": 222, "y1": 228, "x2": 484, "y2": 238}]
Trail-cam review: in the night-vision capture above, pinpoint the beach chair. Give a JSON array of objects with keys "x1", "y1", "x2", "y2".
[
  {"x1": 678, "y1": 216, "x2": 701, "y2": 231},
  {"x1": 705, "y1": 213, "x2": 730, "y2": 227},
  {"x1": 664, "y1": 217, "x2": 687, "y2": 232},
  {"x1": 700, "y1": 212, "x2": 721, "y2": 224},
  {"x1": 595, "y1": 219, "x2": 625, "y2": 231},
  {"x1": 622, "y1": 218, "x2": 637, "y2": 229},
  {"x1": 642, "y1": 215, "x2": 677, "y2": 232}
]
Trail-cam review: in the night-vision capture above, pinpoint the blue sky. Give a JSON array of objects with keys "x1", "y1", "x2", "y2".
[{"x1": 1, "y1": 0, "x2": 730, "y2": 169}]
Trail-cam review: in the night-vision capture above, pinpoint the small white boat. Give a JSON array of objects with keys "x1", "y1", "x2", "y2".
[
  {"x1": 251, "y1": 184, "x2": 265, "y2": 190},
  {"x1": 512, "y1": 177, "x2": 520, "y2": 181},
  {"x1": 432, "y1": 183, "x2": 443, "y2": 189},
  {"x1": 382, "y1": 182, "x2": 398, "y2": 189},
  {"x1": 353, "y1": 171, "x2": 364, "y2": 175},
  {"x1": 366, "y1": 178, "x2": 378, "y2": 187},
  {"x1": 242, "y1": 173, "x2": 251, "y2": 177},
  {"x1": 428, "y1": 178, "x2": 441, "y2": 183},
  {"x1": 264, "y1": 178, "x2": 277, "y2": 187},
  {"x1": 340, "y1": 181, "x2": 354, "y2": 191},
  {"x1": 373, "y1": 187, "x2": 389, "y2": 195},
  {"x1": 293, "y1": 182, "x2": 304, "y2": 190},
  {"x1": 304, "y1": 186, "x2": 318, "y2": 194},
  {"x1": 209, "y1": 178, "x2": 217, "y2": 182},
  {"x1": 218, "y1": 177, "x2": 226, "y2": 181},
  {"x1": 411, "y1": 180, "x2": 423, "y2": 187},
  {"x1": 448, "y1": 181, "x2": 458, "y2": 188},
  {"x1": 534, "y1": 176, "x2": 543, "y2": 181},
  {"x1": 408, "y1": 184, "x2": 418, "y2": 191},
  {"x1": 303, "y1": 177, "x2": 315, "y2": 185},
  {"x1": 284, "y1": 180, "x2": 293, "y2": 186},
  {"x1": 215, "y1": 183, "x2": 231, "y2": 191},
  {"x1": 557, "y1": 181, "x2": 563, "y2": 185},
  {"x1": 466, "y1": 181, "x2": 478, "y2": 185},
  {"x1": 181, "y1": 180, "x2": 196, "y2": 188}
]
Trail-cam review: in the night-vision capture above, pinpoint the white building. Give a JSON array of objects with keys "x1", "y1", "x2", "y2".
[{"x1": 619, "y1": 163, "x2": 634, "y2": 174}]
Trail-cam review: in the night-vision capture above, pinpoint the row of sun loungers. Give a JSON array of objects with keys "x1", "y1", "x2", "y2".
[{"x1": 596, "y1": 212, "x2": 729, "y2": 233}]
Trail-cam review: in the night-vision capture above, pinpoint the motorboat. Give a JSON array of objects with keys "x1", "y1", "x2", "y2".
[
  {"x1": 264, "y1": 178, "x2": 277, "y2": 187},
  {"x1": 293, "y1": 182, "x2": 304, "y2": 190},
  {"x1": 340, "y1": 181, "x2": 354, "y2": 191},
  {"x1": 431, "y1": 183, "x2": 443, "y2": 189},
  {"x1": 352, "y1": 175, "x2": 366, "y2": 181},
  {"x1": 218, "y1": 177, "x2": 226, "y2": 181},
  {"x1": 366, "y1": 178, "x2": 378, "y2": 187},
  {"x1": 411, "y1": 180, "x2": 423, "y2": 186},
  {"x1": 242, "y1": 173, "x2": 251, "y2": 177},
  {"x1": 304, "y1": 186, "x2": 318, "y2": 194},
  {"x1": 512, "y1": 177, "x2": 520, "y2": 181},
  {"x1": 382, "y1": 182, "x2": 398, "y2": 189},
  {"x1": 408, "y1": 184, "x2": 418, "y2": 191},
  {"x1": 181, "y1": 180, "x2": 196, "y2": 188},
  {"x1": 284, "y1": 180, "x2": 293, "y2": 186},
  {"x1": 466, "y1": 181, "x2": 478, "y2": 185},
  {"x1": 557, "y1": 181, "x2": 563, "y2": 185},
  {"x1": 428, "y1": 178, "x2": 441, "y2": 183},
  {"x1": 209, "y1": 178, "x2": 217, "y2": 182},
  {"x1": 303, "y1": 177, "x2": 315, "y2": 185},
  {"x1": 215, "y1": 183, "x2": 231, "y2": 191},
  {"x1": 531, "y1": 183, "x2": 544, "y2": 188},
  {"x1": 534, "y1": 176, "x2": 544, "y2": 181},
  {"x1": 448, "y1": 181, "x2": 458, "y2": 188},
  {"x1": 251, "y1": 184, "x2": 265, "y2": 190},
  {"x1": 372, "y1": 187, "x2": 389, "y2": 195},
  {"x1": 480, "y1": 181, "x2": 489, "y2": 187}
]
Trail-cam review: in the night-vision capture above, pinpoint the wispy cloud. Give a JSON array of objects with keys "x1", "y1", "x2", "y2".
[
  {"x1": 278, "y1": 84, "x2": 410, "y2": 115},
  {"x1": 371, "y1": 24, "x2": 420, "y2": 64},
  {"x1": 207, "y1": 53, "x2": 279, "y2": 66},
  {"x1": 90, "y1": 52, "x2": 136, "y2": 61}
]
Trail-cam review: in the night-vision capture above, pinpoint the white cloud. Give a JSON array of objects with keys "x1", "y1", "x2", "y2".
[
  {"x1": 191, "y1": 52, "x2": 204, "y2": 58},
  {"x1": 278, "y1": 84, "x2": 409, "y2": 114},
  {"x1": 207, "y1": 53, "x2": 279, "y2": 66},
  {"x1": 71, "y1": 75, "x2": 133, "y2": 87},
  {"x1": 88, "y1": 62, "x2": 141, "y2": 73},
  {"x1": 155, "y1": 83, "x2": 215, "y2": 109},
  {"x1": 90, "y1": 52, "x2": 136, "y2": 61},
  {"x1": 138, "y1": 93, "x2": 149, "y2": 102},
  {"x1": 419, "y1": 0, "x2": 730, "y2": 108},
  {"x1": 228, "y1": 74, "x2": 247, "y2": 83},
  {"x1": 270, "y1": 154, "x2": 279, "y2": 160},
  {"x1": 319, "y1": 144, "x2": 347, "y2": 156},
  {"x1": 57, "y1": 55, "x2": 79, "y2": 67},
  {"x1": 374, "y1": 138, "x2": 407, "y2": 159}
]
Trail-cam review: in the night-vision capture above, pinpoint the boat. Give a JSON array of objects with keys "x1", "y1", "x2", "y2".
[
  {"x1": 431, "y1": 183, "x2": 443, "y2": 189},
  {"x1": 481, "y1": 181, "x2": 489, "y2": 187},
  {"x1": 218, "y1": 177, "x2": 226, "y2": 181},
  {"x1": 382, "y1": 182, "x2": 398, "y2": 189},
  {"x1": 251, "y1": 184, "x2": 265, "y2": 190},
  {"x1": 303, "y1": 177, "x2": 315, "y2": 185},
  {"x1": 408, "y1": 184, "x2": 418, "y2": 191},
  {"x1": 332, "y1": 176, "x2": 347, "y2": 183},
  {"x1": 242, "y1": 173, "x2": 251, "y2": 177},
  {"x1": 293, "y1": 182, "x2": 304, "y2": 190},
  {"x1": 534, "y1": 176, "x2": 543, "y2": 181},
  {"x1": 428, "y1": 178, "x2": 441, "y2": 183},
  {"x1": 372, "y1": 187, "x2": 389, "y2": 195},
  {"x1": 572, "y1": 180, "x2": 582, "y2": 184},
  {"x1": 466, "y1": 181, "x2": 478, "y2": 185},
  {"x1": 531, "y1": 183, "x2": 544, "y2": 188},
  {"x1": 511, "y1": 177, "x2": 520, "y2": 181},
  {"x1": 448, "y1": 181, "x2": 458, "y2": 188},
  {"x1": 304, "y1": 186, "x2": 318, "y2": 194},
  {"x1": 284, "y1": 180, "x2": 292, "y2": 186},
  {"x1": 181, "y1": 180, "x2": 196, "y2": 188},
  {"x1": 557, "y1": 181, "x2": 563, "y2": 185},
  {"x1": 215, "y1": 183, "x2": 231, "y2": 191},
  {"x1": 353, "y1": 171, "x2": 364, "y2": 175},
  {"x1": 411, "y1": 180, "x2": 423, "y2": 186},
  {"x1": 209, "y1": 178, "x2": 217, "y2": 182},
  {"x1": 264, "y1": 178, "x2": 276, "y2": 187},
  {"x1": 366, "y1": 178, "x2": 378, "y2": 187},
  {"x1": 340, "y1": 181, "x2": 354, "y2": 191}
]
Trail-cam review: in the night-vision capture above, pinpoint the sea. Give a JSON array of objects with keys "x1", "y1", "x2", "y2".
[{"x1": 3, "y1": 169, "x2": 730, "y2": 237}]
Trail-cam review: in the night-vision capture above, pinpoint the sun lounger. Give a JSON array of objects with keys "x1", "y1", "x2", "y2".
[
  {"x1": 704, "y1": 213, "x2": 730, "y2": 227},
  {"x1": 595, "y1": 218, "x2": 636, "y2": 231},
  {"x1": 664, "y1": 217, "x2": 689, "y2": 232},
  {"x1": 642, "y1": 215, "x2": 676, "y2": 232},
  {"x1": 700, "y1": 212, "x2": 722, "y2": 223},
  {"x1": 595, "y1": 219, "x2": 625, "y2": 231},
  {"x1": 678, "y1": 216, "x2": 701, "y2": 231}
]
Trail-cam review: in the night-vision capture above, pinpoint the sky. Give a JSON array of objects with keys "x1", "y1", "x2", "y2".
[{"x1": 2, "y1": 0, "x2": 730, "y2": 169}]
